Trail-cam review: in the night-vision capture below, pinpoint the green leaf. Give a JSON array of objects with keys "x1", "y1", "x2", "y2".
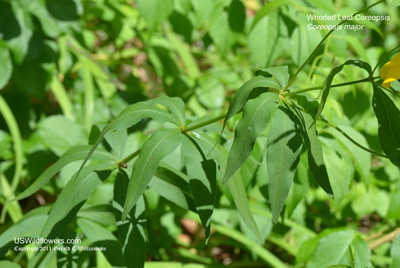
[
  {"x1": 188, "y1": 133, "x2": 262, "y2": 242},
  {"x1": 314, "y1": 59, "x2": 372, "y2": 123},
  {"x1": 114, "y1": 171, "x2": 146, "y2": 268},
  {"x1": 37, "y1": 115, "x2": 87, "y2": 156},
  {"x1": 2, "y1": 2, "x2": 33, "y2": 63},
  {"x1": 0, "y1": 214, "x2": 48, "y2": 258},
  {"x1": 104, "y1": 128, "x2": 127, "y2": 160},
  {"x1": 182, "y1": 136, "x2": 217, "y2": 240},
  {"x1": 209, "y1": 9, "x2": 238, "y2": 54},
  {"x1": 372, "y1": 85, "x2": 400, "y2": 167},
  {"x1": 389, "y1": 0, "x2": 400, "y2": 7},
  {"x1": 296, "y1": 96, "x2": 334, "y2": 197},
  {"x1": 149, "y1": 164, "x2": 195, "y2": 211},
  {"x1": 307, "y1": 231, "x2": 370, "y2": 268},
  {"x1": 191, "y1": 0, "x2": 214, "y2": 28},
  {"x1": 224, "y1": 92, "x2": 279, "y2": 183},
  {"x1": 0, "y1": 261, "x2": 20, "y2": 268},
  {"x1": 228, "y1": 0, "x2": 245, "y2": 33},
  {"x1": 14, "y1": 145, "x2": 113, "y2": 201},
  {"x1": 291, "y1": 26, "x2": 321, "y2": 67},
  {"x1": 40, "y1": 165, "x2": 116, "y2": 239},
  {"x1": 321, "y1": 142, "x2": 349, "y2": 203},
  {"x1": 78, "y1": 218, "x2": 126, "y2": 267},
  {"x1": 77, "y1": 205, "x2": 116, "y2": 227},
  {"x1": 325, "y1": 265, "x2": 351, "y2": 268},
  {"x1": 224, "y1": 76, "x2": 280, "y2": 126},
  {"x1": 251, "y1": 0, "x2": 293, "y2": 29},
  {"x1": 0, "y1": 42, "x2": 12, "y2": 89},
  {"x1": 75, "y1": 99, "x2": 181, "y2": 193},
  {"x1": 249, "y1": 12, "x2": 288, "y2": 68},
  {"x1": 387, "y1": 190, "x2": 400, "y2": 219},
  {"x1": 267, "y1": 105, "x2": 303, "y2": 224},
  {"x1": 390, "y1": 234, "x2": 400, "y2": 268},
  {"x1": 325, "y1": 126, "x2": 371, "y2": 189},
  {"x1": 123, "y1": 129, "x2": 183, "y2": 219},
  {"x1": 148, "y1": 95, "x2": 186, "y2": 127},
  {"x1": 256, "y1": 66, "x2": 290, "y2": 90},
  {"x1": 137, "y1": 0, "x2": 174, "y2": 30}
]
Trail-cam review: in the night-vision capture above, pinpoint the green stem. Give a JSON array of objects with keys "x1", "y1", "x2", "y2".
[
  {"x1": 283, "y1": 76, "x2": 380, "y2": 97},
  {"x1": 213, "y1": 224, "x2": 288, "y2": 268},
  {"x1": 0, "y1": 96, "x2": 23, "y2": 194},
  {"x1": 119, "y1": 149, "x2": 141, "y2": 167},
  {"x1": 284, "y1": 0, "x2": 385, "y2": 91},
  {"x1": 182, "y1": 114, "x2": 226, "y2": 133}
]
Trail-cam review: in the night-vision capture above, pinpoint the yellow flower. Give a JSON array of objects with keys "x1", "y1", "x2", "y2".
[{"x1": 380, "y1": 52, "x2": 400, "y2": 88}]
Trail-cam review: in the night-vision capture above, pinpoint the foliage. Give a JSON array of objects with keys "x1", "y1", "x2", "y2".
[{"x1": 1, "y1": 0, "x2": 400, "y2": 267}]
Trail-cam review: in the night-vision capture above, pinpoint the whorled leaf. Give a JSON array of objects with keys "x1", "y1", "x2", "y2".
[
  {"x1": 188, "y1": 133, "x2": 263, "y2": 242},
  {"x1": 224, "y1": 92, "x2": 279, "y2": 183},
  {"x1": 296, "y1": 95, "x2": 334, "y2": 198},
  {"x1": 256, "y1": 66, "x2": 290, "y2": 90},
  {"x1": 147, "y1": 96, "x2": 186, "y2": 127},
  {"x1": 372, "y1": 85, "x2": 400, "y2": 167},
  {"x1": 224, "y1": 76, "x2": 280, "y2": 128},
  {"x1": 75, "y1": 97, "x2": 184, "y2": 197},
  {"x1": 307, "y1": 231, "x2": 370, "y2": 268},
  {"x1": 123, "y1": 129, "x2": 183, "y2": 219},
  {"x1": 267, "y1": 105, "x2": 303, "y2": 224}
]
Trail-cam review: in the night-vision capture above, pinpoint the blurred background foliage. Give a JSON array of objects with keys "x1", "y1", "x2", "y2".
[{"x1": 1, "y1": 0, "x2": 400, "y2": 267}]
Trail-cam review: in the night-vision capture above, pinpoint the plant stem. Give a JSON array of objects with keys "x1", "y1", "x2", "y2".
[
  {"x1": 119, "y1": 149, "x2": 141, "y2": 167},
  {"x1": 182, "y1": 114, "x2": 226, "y2": 133},
  {"x1": 369, "y1": 227, "x2": 400, "y2": 250},
  {"x1": 284, "y1": 0, "x2": 385, "y2": 91},
  {"x1": 213, "y1": 224, "x2": 288, "y2": 268},
  {"x1": 283, "y1": 76, "x2": 380, "y2": 97}
]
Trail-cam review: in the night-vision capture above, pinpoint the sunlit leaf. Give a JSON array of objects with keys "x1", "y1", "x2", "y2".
[
  {"x1": 224, "y1": 76, "x2": 280, "y2": 127},
  {"x1": 224, "y1": 92, "x2": 279, "y2": 183},
  {"x1": 14, "y1": 145, "x2": 113, "y2": 201},
  {"x1": 123, "y1": 129, "x2": 183, "y2": 219},
  {"x1": 267, "y1": 105, "x2": 303, "y2": 224},
  {"x1": 296, "y1": 95, "x2": 333, "y2": 197},
  {"x1": 40, "y1": 165, "x2": 116, "y2": 239},
  {"x1": 137, "y1": 0, "x2": 174, "y2": 30}
]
